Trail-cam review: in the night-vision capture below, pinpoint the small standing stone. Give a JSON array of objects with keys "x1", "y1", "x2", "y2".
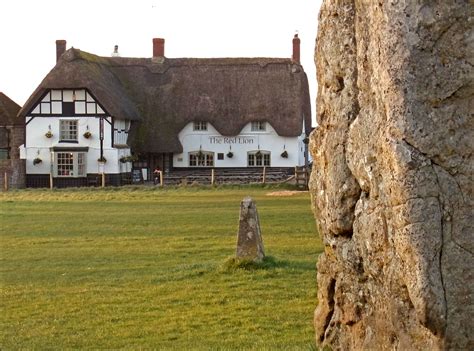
[{"x1": 236, "y1": 197, "x2": 265, "y2": 261}]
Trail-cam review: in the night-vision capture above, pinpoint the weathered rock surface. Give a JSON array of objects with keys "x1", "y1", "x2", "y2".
[
  {"x1": 310, "y1": 1, "x2": 473, "y2": 350},
  {"x1": 236, "y1": 197, "x2": 265, "y2": 261}
]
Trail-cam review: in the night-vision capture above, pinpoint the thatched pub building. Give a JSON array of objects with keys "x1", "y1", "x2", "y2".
[{"x1": 19, "y1": 36, "x2": 311, "y2": 187}]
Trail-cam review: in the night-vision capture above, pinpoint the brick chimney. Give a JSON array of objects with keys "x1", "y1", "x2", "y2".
[
  {"x1": 153, "y1": 38, "x2": 165, "y2": 58},
  {"x1": 56, "y1": 40, "x2": 66, "y2": 63},
  {"x1": 292, "y1": 34, "x2": 300, "y2": 64}
]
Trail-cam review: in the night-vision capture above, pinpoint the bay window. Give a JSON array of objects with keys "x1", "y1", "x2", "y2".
[{"x1": 54, "y1": 151, "x2": 87, "y2": 177}]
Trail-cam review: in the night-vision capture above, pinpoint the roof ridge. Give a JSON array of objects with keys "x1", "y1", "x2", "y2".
[{"x1": 66, "y1": 48, "x2": 294, "y2": 67}]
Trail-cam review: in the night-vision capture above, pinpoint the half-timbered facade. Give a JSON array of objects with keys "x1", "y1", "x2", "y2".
[
  {"x1": 21, "y1": 87, "x2": 132, "y2": 187},
  {"x1": 19, "y1": 36, "x2": 311, "y2": 186}
]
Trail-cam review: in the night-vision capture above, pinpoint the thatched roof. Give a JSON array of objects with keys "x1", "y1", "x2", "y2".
[
  {"x1": 19, "y1": 49, "x2": 311, "y2": 153},
  {"x1": 0, "y1": 92, "x2": 21, "y2": 126}
]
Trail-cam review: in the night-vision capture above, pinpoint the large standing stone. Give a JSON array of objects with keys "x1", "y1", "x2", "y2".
[
  {"x1": 310, "y1": 1, "x2": 473, "y2": 350},
  {"x1": 236, "y1": 197, "x2": 265, "y2": 261}
]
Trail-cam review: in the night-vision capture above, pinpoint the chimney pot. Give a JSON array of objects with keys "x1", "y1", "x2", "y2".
[
  {"x1": 112, "y1": 45, "x2": 120, "y2": 57},
  {"x1": 56, "y1": 40, "x2": 66, "y2": 63},
  {"x1": 153, "y1": 38, "x2": 165, "y2": 58},
  {"x1": 292, "y1": 34, "x2": 300, "y2": 64}
]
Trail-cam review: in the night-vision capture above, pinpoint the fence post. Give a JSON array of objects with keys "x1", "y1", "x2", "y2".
[
  {"x1": 4, "y1": 172, "x2": 8, "y2": 191},
  {"x1": 101, "y1": 173, "x2": 105, "y2": 188},
  {"x1": 262, "y1": 166, "x2": 266, "y2": 184},
  {"x1": 159, "y1": 170, "x2": 163, "y2": 187},
  {"x1": 49, "y1": 173, "x2": 54, "y2": 190},
  {"x1": 211, "y1": 168, "x2": 215, "y2": 185}
]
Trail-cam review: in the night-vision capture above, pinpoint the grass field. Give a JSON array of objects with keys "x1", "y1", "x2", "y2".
[{"x1": 0, "y1": 185, "x2": 322, "y2": 350}]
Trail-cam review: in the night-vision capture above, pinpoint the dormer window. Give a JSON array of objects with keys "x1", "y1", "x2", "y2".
[
  {"x1": 251, "y1": 121, "x2": 266, "y2": 131},
  {"x1": 193, "y1": 121, "x2": 207, "y2": 131},
  {"x1": 60, "y1": 120, "x2": 78, "y2": 142}
]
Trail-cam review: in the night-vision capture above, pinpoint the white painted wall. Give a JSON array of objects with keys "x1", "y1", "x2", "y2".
[
  {"x1": 173, "y1": 122, "x2": 307, "y2": 168},
  {"x1": 25, "y1": 116, "x2": 131, "y2": 175},
  {"x1": 25, "y1": 88, "x2": 132, "y2": 176}
]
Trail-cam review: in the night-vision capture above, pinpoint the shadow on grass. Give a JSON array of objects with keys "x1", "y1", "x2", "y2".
[{"x1": 219, "y1": 255, "x2": 314, "y2": 273}]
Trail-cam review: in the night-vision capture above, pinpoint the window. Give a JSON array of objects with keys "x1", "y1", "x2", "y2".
[
  {"x1": 248, "y1": 151, "x2": 270, "y2": 167},
  {"x1": 193, "y1": 121, "x2": 207, "y2": 131},
  {"x1": 251, "y1": 121, "x2": 266, "y2": 131},
  {"x1": 217, "y1": 153, "x2": 224, "y2": 160},
  {"x1": 0, "y1": 128, "x2": 9, "y2": 159},
  {"x1": 55, "y1": 152, "x2": 87, "y2": 177},
  {"x1": 56, "y1": 152, "x2": 73, "y2": 176},
  {"x1": 113, "y1": 119, "x2": 130, "y2": 146},
  {"x1": 189, "y1": 151, "x2": 214, "y2": 167},
  {"x1": 0, "y1": 149, "x2": 8, "y2": 160},
  {"x1": 60, "y1": 120, "x2": 78, "y2": 142},
  {"x1": 77, "y1": 153, "x2": 86, "y2": 176}
]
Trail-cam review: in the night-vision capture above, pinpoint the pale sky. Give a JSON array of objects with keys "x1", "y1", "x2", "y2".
[{"x1": 0, "y1": 0, "x2": 322, "y2": 125}]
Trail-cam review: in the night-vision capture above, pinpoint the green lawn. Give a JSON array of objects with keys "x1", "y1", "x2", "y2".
[{"x1": 0, "y1": 185, "x2": 322, "y2": 350}]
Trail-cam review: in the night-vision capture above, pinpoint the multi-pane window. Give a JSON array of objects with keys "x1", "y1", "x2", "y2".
[
  {"x1": 189, "y1": 152, "x2": 214, "y2": 167},
  {"x1": 57, "y1": 152, "x2": 74, "y2": 176},
  {"x1": 59, "y1": 120, "x2": 78, "y2": 142},
  {"x1": 251, "y1": 121, "x2": 266, "y2": 131},
  {"x1": 193, "y1": 121, "x2": 207, "y2": 131},
  {"x1": 248, "y1": 151, "x2": 271, "y2": 167},
  {"x1": 55, "y1": 152, "x2": 87, "y2": 177}
]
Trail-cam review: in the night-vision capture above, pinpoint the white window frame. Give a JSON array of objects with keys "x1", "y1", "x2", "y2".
[
  {"x1": 193, "y1": 121, "x2": 208, "y2": 131},
  {"x1": 54, "y1": 151, "x2": 87, "y2": 177},
  {"x1": 248, "y1": 151, "x2": 271, "y2": 167},
  {"x1": 189, "y1": 151, "x2": 214, "y2": 167},
  {"x1": 251, "y1": 121, "x2": 266, "y2": 132},
  {"x1": 59, "y1": 119, "x2": 78, "y2": 142}
]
